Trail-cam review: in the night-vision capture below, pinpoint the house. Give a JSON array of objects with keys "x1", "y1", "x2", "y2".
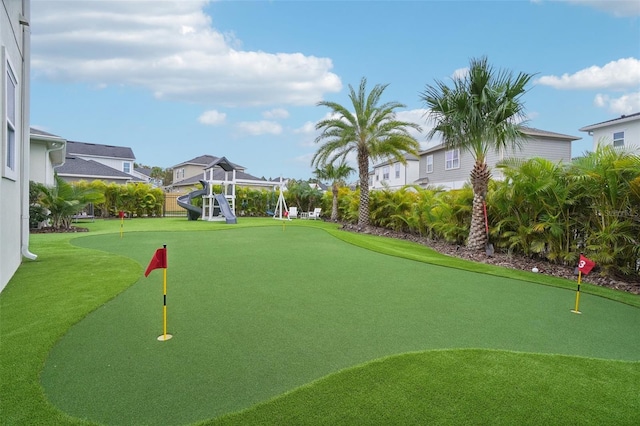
[
  {"x1": 171, "y1": 155, "x2": 246, "y2": 185},
  {"x1": 579, "y1": 112, "x2": 640, "y2": 152},
  {"x1": 1, "y1": 0, "x2": 33, "y2": 292},
  {"x1": 416, "y1": 127, "x2": 580, "y2": 190},
  {"x1": 369, "y1": 154, "x2": 420, "y2": 190},
  {"x1": 30, "y1": 128, "x2": 67, "y2": 186},
  {"x1": 134, "y1": 166, "x2": 163, "y2": 187},
  {"x1": 170, "y1": 154, "x2": 267, "y2": 191},
  {"x1": 55, "y1": 140, "x2": 142, "y2": 184}
]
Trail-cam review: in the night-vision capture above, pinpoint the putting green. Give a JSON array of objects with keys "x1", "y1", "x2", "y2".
[{"x1": 41, "y1": 226, "x2": 640, "y2": 425}]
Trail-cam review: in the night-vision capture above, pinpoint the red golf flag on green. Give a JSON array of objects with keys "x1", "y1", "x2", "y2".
[
  {"x1": 145, "y1": 248, "x2": 167, "y2": 277},
  {"x1": 578, "y1": 254, "x2": 595, "y2": 275}
]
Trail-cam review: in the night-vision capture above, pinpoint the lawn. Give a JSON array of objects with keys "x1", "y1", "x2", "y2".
[{"x1": 1, "y1": 218, "x2": 639, "y2": 425}]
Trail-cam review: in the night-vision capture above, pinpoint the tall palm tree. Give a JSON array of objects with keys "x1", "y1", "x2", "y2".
[
  {"x1": 420, "y1": 56, "x2": 533, "y2": 250},
  {"x1": 313, "y1": 77, "x2": 421, "y2": 226},
  {"x1": 314, "y1": 160, "x2": 354, "y2": 221}
]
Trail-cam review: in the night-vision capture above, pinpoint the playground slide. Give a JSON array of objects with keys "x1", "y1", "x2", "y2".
[
  {"x1": 177, "y1": 180, "x2": 208, "y2": 220},
  {"x1": 214, "y1": 194, "x2": 238, "y2": 224}
]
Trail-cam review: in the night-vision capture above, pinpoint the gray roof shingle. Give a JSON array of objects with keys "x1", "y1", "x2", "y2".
[
  {"x1": 66, "y1": 140, "x2": 135, "y2": 160},
  {"x1": 55, "y1": 156, "x2": 138, "y2": 181}
]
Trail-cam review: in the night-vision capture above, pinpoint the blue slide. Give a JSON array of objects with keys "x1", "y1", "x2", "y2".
[
  {"x1": 214, "y1": 194, "x2": 237, "y2": 224},
  {"x1": 177, "y1": 180, "x2": 208, "y2": 221},
  {"x1": 176, "y1": 180, "x2": 237, "y2": 224}
]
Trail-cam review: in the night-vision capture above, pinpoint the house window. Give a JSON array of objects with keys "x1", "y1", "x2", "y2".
[
  {"x1": 3, "y1": 55, "x2": 17, "y2": 180},
  {"x1": 383, "y1": 166, "x2": 389, "y2": 180},
  {"x1": 395, "y1": 163, "x2": 400, "y2": 178},
  {"x1": 613, "y1": 131, "x2": 624, "y2": 147},
  {"x1": 445, "y1": 149, "x2": 460, "y2": 170},
  {"x1": 123, "y1": 162, "x2": 131, "y2": 173},
  {"x1": 375, "y1": 173, "x2": 379, "y2": 181},
  {"x1": 426, "y1": 155, "x2": 433, "y2": 173},
  {"x1": 176, "y1": 168, "x2": 185, "y2": 180}
]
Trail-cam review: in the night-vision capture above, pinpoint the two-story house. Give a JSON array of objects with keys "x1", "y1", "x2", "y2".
[
  {"x1": 55, "y1": 140, "x2": 142, "y2": 184},
  {"x1": 30, "y1": 128, "x2": 67, "y2": 186},
  {"x1": 579, "y1": 112, "x2": 640, "y2": 152},
  {"x1": 171, "y1": 154, "x2": 266, "y2": 191},
  {"x1": 417, "y1": 127, "x2": 580, "y2": 190},
  {"x1": 369, "y1": 154, "x2": 420, "y2": 190},
  {"x1": 1, "y1": 0, "x2": 34, "y2": 292}
]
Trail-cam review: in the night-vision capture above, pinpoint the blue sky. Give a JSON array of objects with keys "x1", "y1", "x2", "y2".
[{"x1": 31, "y1": 0, "x2": 640, "y2": 180}]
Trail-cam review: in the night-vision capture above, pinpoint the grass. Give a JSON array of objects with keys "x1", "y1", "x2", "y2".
[{"x1": 1, "y1": 217, "x2": 639, "y2": 425}]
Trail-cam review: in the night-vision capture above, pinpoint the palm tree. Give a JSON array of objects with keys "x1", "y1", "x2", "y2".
[
  {"x1": 420, "y1": 56, "x2": 533, "y2": 250},
  {"x1": 314, "y1": 160, "x2": 354, "y2": 221},
  {"x1": 313, "y1": 77, "x2": 421, "y2": 226},
  {"x1": 37, "y1": 174, "x2": 105, "y2": 229}
]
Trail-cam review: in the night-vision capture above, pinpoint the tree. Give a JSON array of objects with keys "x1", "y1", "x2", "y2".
[
  {"x1": 36, "y1": 174, "x2": 105, "y2": 229},
  {"x1": 420, "y1": 56, "x2": 533, "y2": 250},
  {"x1": 314, "y1": 160, "x2": 354, "y2": 221},
  {"x1": 313, "y1": 77, "x2": 421, "y2": 226}
]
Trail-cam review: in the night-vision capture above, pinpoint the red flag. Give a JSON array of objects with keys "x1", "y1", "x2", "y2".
[
  {"x1": 119, "y1": 211, "x2": 125, "y2": 219},
  {"x1": 145, "y1": 248, "x2": 167, "y2": 277},
  {"x1": 578, "y1": 254, "x2": 595, "y2": 275}
]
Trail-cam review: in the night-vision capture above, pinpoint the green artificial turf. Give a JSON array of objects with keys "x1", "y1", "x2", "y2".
[
  {"x1": 42, "y1": 225, "x2": 640, "y2": 424},
  {"x1": 1, "y1": 218, "x2": 639, "y2": 426},
  {"x1": 210, "y1": 349, "x2": 640, "y2": 426}
]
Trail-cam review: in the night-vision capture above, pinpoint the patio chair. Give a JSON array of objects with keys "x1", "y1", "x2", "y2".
[
  {"x1": 288, "y1": 206, "x2": 298, "y2": 219},
  {"x1": 308, "y1": 208, "x2": 322, "y2": 220}
]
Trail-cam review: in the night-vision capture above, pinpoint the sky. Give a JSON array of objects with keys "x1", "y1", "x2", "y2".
[{"x1": 30, "y1": 0, "x2": 640, "y2": 180}]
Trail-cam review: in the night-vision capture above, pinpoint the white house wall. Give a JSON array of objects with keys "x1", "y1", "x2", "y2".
[
  {"x1": 590, "y1": 120, "x2": 640, "y2": 152},
  {"x1": 75, "y1": 154, "x2": 133, "y2": 174},
  {"x1": 0, "y1": 0, "x2": 28, "y2": 292},
  {"x1": 371, "y1": 160, "x2": 419, "y2": 190}
]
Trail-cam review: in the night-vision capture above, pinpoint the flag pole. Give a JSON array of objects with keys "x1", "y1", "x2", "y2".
[
  {"x1": 119, "y1": 211, "x2": 124, "y2": 239},
  {"x1": 571, "y1": 271, "x2": 582, "y2": 314},
  {"x1": 158, "y1": 244, "x2": 172, "y2": 341}
]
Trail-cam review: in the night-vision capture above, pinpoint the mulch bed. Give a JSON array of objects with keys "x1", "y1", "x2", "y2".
[
  {"x1": 340, "y1": 223, "x2": 640, "y2": 295},
  {"x1": 30, "y1": 227, "x2": 89, "y2": 234}
]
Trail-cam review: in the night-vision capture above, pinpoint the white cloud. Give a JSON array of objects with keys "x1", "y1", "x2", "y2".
[
  {"x1": 537, "y1": 57, "x2": 640, "y2": 90},
  {"x1": 198, "y1": 110, "x2": 227, "y2": 126},
  {"x1": 294, "y1": 121, "x2": 316, "y2": 134},
  {"x1": 593, "y1": 92, "x2": 640, "y2": 115},
  {"x1": 262, "y1": 108, "x2": 290, "y2": 119},
  {"x1": 563, "y1": 0, "x2": 640, "y2": 17},
  {"x1": 235, "y1": 120, "x2": 283, "y2": 136},
  {"x1": 31, "y1": 1, "x2": 342, "y2": 107},
  {"x1": 451, "y1": 67, "x2": 469, "y2": 80}
]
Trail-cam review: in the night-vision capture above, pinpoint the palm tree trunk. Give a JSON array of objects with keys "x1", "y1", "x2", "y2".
[
  {"x1": 468, "y1": 160, "x2": 491, "y2": 250},
  {"x1": 331, "y1": 183, "x2": 339, "y2": 221},
  {"x1": 468, "y1": 193, "x2": 487, "y2": 250},
  {"x1": 358, "y1": 151, "x2": 370, "y2": 226}
]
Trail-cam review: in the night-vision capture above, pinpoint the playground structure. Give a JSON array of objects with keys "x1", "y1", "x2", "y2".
[{"x1": 176, "y1": 157, "x2": 290, "y2": 222}]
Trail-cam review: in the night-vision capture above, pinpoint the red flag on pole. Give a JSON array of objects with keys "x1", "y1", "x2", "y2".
[
  {"x1": 578, "y1": 254, "x2": 595, "y2": 275},
  {"x1": 145, "y1": 248, "x2": 167, "y2": 277}
]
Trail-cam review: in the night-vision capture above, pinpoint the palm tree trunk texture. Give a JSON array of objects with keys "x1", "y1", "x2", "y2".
[
  {"x1": 358, "y1": 152, "x2": 370, "y2": 227},
  {"x1": 468, "y1": 193, "x2": 487, "y2": 250},
  {"x1": 468, "y1": 160, "x2": 491, "y2": 250},
  {"x1": 331, "y1": 183, "x2": 339, "y2": 221}
]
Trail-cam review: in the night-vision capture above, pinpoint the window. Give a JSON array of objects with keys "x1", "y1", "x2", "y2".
[
  {"x1": 613, "y1": 131, "x2": 624, "y2": 147},
  {"x1": 395, "y1": 163, "x2": 400, "y2": 178},
  {"x1": 375, "y1": 173, "x2": 379, "y2": 181},
  {"x1": 426, "y1": 155, "x2": 433, "y2": 173},
  {"x1": 383, "y1": 166, "x2": 389, "y2": 180},
  {"x1": 176, "y1": 168, "x2": 185, "y2": 180},
  {"x1": 3, "y1": 54, "x2": 17, "y2": 180},
  {"x1": 445, "y1": 149, "x2": 460, "y2": 170},
  {"x1": 123, "y1": 162, "x2": 131, "y2": 173}
]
